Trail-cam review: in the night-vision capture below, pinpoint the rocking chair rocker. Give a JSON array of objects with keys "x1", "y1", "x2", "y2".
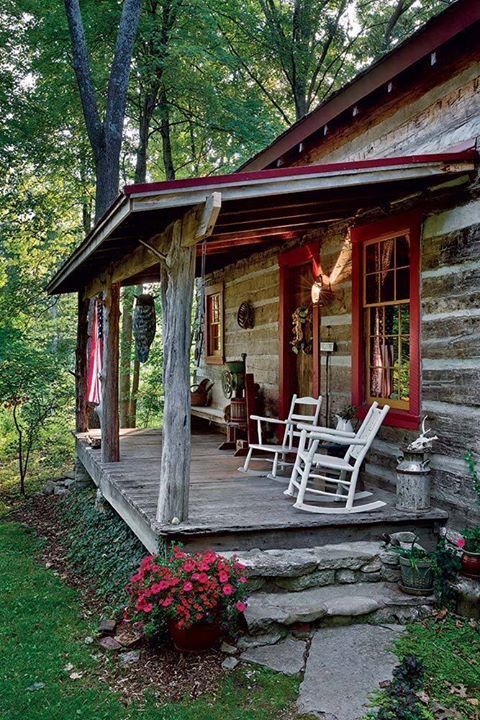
[
  {"x1": 238, "y1": 394, "x2": 322, "y2": 480},
  {"x1": 285, "y1": 402, "x2": 390, "y2": 513}
]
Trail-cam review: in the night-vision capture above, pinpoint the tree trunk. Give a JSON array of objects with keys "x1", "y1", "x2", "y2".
[
  {"x1": 119, "y1": 288, "x2": 134, "y2": 427},
  {"x1": 76, "y1": 290, "x2": 90, "y2": 433},
  {"x1": 159, "y1": 86, "x2": 175, "y2": 180},
  {"x1": 129, "y1": 355, "x2": 140, "y2": 428},
  {"x1": 101, "y1": 281, "x2": 121, "y2": 462},
  {"x1": 94, "y1": 145, "x2": 121, "y2": 220},
  {"x1": 156, "y1": 221, "x2": 195, "y2": 523}
]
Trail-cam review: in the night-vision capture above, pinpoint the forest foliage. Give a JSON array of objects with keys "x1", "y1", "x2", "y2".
[{"x1": 0, "y1": 0, "x2": 451, "y2": 502}]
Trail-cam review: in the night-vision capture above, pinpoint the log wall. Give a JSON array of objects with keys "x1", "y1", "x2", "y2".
[{"x1": 291, "y1": 49, "x2": 480, "y2": 165}]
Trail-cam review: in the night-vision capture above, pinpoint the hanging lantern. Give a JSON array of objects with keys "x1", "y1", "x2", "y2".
[{"x1": 133, "y1": 294, "x2": 156, "y2": 362}]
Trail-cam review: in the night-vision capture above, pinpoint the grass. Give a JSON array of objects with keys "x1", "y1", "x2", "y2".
[
  {"x1": 395, "y1": 615, "x2": 480, "y2": 718},
  {"x1": 0, "y1": 521, "x2": 298, "y2": 720}
]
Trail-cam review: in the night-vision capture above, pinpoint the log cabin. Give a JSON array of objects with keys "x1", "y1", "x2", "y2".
[{"x1": 47, "y1": 0, "x2": 480, "y2": 553}]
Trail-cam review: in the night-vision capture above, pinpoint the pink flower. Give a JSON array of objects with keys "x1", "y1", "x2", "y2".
[
  {"x1": 183, "y1": 581, "x2": 193, "y2": 592},
  {"x1": 222, "y1": 584, "x2": 234, "y2": 596},
  {"x1": 239, "y1": 576, "x2": 247, "y2": 584},
  {"x1": 236, "y1": 601, "x2": 247, "y2": 613},
  {"x1": 456, "y1": 537, "x2": 466, "y2": 549},
  {"x1": 161, "y1": 597, "x2": 173, "y2": 607},
  {"x1": 198, "y1": 573, "x2": 209, "y2": 584},
  {"x1": 218, "y1": 571, "x2": 229, "y2": 584},
  {"x1": 183, "y1": 560, "x2": 195, "y2": 572}
]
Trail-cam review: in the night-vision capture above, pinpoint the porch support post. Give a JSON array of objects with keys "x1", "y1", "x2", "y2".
[
  {"x1": 75, "y1": 290, "x2": 90, "y2": 433},
  {"x1": 156, "y1": 219, "x2": 196, "y2": 524},
  {"x1": 101, "y1": 277, "x2": 121, "y2": 463}
]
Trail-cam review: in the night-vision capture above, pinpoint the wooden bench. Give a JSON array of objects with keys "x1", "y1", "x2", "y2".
[{"x1": 191, "y1": 406, "x2": 226, "y2": 428}]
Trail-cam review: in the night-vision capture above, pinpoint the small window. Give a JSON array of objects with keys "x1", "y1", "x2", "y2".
[{"x1": 205, "y1": 284, "x2": 224, "y2": 364}]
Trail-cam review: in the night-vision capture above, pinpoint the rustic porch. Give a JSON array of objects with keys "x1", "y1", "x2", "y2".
[{"x1": 76, "y1": 428, "x2": 447, "y2": 553}]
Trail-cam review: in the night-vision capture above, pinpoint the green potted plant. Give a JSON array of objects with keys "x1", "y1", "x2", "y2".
[
  {"x1": 335, "y1": 404, "x2": 357, "y2": 433},
  {"x1": 125, "y1": 546, "x2": 248, "y2": 652},
  {"x1": 392, "y1": 536, "x2": 434, "y2": 595},
  {"x1": 456, "y1": 527, "x2": 480, "y2": 578}
]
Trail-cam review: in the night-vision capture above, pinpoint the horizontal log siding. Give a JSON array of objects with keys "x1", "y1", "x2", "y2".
[{"x1": 292, "y1": 49, "x2": 480, "y2": 165}]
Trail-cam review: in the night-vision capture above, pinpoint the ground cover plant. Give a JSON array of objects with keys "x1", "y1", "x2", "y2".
[{"x1": 0, "y1": 517, "x2": 298, "y2": 720}]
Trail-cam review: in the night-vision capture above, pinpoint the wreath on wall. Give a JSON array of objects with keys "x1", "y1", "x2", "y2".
[{"x1": 290, "y1": 306, "x2": 313, "y2": 355}]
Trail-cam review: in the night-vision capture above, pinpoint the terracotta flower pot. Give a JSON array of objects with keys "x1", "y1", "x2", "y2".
[
  {"x1": 168, "y1": 618, "x2": 221, "y2": 652},
  {"x1": 461, "y1": 550, "x2": 480, "y2": 579}
]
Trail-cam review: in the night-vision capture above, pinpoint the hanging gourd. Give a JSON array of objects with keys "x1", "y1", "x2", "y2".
[{"x1": 133, "y1": 294, "x2": 157, "y2": 362}]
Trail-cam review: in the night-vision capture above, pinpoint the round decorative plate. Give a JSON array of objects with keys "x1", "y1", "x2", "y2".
[{"x1": 237, "y1": 301, "x2": 254, "y2": 329}]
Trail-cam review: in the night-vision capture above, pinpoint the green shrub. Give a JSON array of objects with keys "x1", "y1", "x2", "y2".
[{"x1": 58, "y1": 490, "x2": 148, "y2": 610}]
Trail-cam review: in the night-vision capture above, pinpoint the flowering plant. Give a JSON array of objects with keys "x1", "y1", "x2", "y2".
[
  {"x1": 125, "y1": 546, "x2": 248, "y2": 633},
  {"x1": 457, "y1": 526, "x2": 480, "y2": 554}
]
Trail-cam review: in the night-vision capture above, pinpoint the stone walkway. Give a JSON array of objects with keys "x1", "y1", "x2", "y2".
[{"x1": 240, "y1": 623, "x2": 405, "y2": 719}]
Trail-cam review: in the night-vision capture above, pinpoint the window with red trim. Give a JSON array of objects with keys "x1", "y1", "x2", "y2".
[
  {"x1": 351, "y1": 214, "x2": 421, "y2": 430},
  {"x1": 205, "y1": 283, "x2": 224, "y2": 364}
]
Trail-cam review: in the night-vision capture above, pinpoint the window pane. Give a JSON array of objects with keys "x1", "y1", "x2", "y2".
[
  {"x1": 365, "y1": 273, "x2": 379, "y2": 304},
  {"x1": 380, "y1": 270, "x2": 395, "y2": 303},
  {"x1": 396, "y1": 235, "x2": 410, "y2": 267},
  {"x1": 396, "y1": 267, "x2": 410, "y2": 300},
  {"x1": 399, "y1": 304, "x2": 410, "y2": 334},
  {"x1": 365, "y1": 243, "x2": 378, "y2": 273}
]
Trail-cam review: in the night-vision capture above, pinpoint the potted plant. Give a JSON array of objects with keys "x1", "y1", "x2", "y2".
[
  {"x1": 125, "y1": 546, "x2": 248, "y2": 652},
  {"x1": 392, "y1": 537, "x2": 434, "y2": 595},
  {"x1": 456, "y1": 526, "x2": 480, "y2": 578},
  {"x1": 335, "y1": 405, "x2": 357, "y2": 433}
]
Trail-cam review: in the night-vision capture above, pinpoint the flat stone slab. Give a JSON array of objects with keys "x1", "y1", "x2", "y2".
[
  {"x1": 241, "y1": 637, "x2": 306, "y2": 676},
  {"x1": 298, "y1": 624, "x2": 404, "y2": 719},
  {"x1": 245, "y1": 582, "x2": 434, "y2": 632},
  {"x1": 224, "y1": 542, "x2": 384, "y2": 578}
]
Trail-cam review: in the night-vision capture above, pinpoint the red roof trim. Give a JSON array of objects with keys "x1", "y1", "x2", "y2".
[
  {"x1": 124, "y1": 147, "x2": 477, "y2": 197},
  {"x1": 239, "y1": 0, "x2": 480, "y2": 172}
]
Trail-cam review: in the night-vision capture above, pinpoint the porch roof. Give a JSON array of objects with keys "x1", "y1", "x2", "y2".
[{"x1": 47, "y1": 149, "x2": 476, "y2": 294}]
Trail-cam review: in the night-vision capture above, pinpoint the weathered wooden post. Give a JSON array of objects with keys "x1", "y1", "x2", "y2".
[
  {"x1": 75, "y1": 291, "x2": 90, "y2": 433},
  {"x1": 101, "y1": 278, "x2": 121, "y2": 463},
  {"x1": 156, "y1": 193, "x2": 221, "y2": 524},
  {"x1": 156, "y1": 220, "x2": 196, "y2": 524}
]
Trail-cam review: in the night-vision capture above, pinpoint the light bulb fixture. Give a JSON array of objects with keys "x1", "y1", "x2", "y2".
[{"x1": 311, "y1": 277, "x2": 323, "y2": 305}]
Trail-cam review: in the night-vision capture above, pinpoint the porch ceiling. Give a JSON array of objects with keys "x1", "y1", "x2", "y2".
[{"x1": 46, "y1": 150, "x2": 476, "y2": 294}]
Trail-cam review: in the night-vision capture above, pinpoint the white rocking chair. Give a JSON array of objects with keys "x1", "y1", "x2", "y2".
[
  {"x1": 239, "y1": 394, "x2": 322, "y2": 480},
  {"x1": 285, "y1": 402, "x2": 390, "y2": 513}
]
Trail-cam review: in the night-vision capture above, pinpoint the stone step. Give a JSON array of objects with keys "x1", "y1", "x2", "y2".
[
  {"x1": 245, "y1": 581, "x2": 434, "y2": 634},
  {"x1": 224, "y1": 540, "x2": 402, "y2": 592}
]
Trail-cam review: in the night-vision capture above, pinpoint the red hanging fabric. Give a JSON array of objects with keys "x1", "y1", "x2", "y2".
[{"x1": 87, "y1": 298, "x2": 104, "y2": 405}]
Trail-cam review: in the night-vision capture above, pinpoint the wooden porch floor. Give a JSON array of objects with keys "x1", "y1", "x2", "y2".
[{"x1": 76, "y1": 428, "x2": 447, "y2": 553}]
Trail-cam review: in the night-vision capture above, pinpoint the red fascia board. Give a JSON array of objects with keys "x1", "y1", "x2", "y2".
[
  {"x1": 123, "y1": 148, "x2": 477, "y2": 197},
  {"x1": 239, "y1": 0, "x2": 480, "y2": 172}
]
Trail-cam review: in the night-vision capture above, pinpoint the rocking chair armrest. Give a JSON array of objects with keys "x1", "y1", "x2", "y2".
[
  {"x1": 312, "y1": 433, "x2": 367, "y2": 446},
  {"x1": 295, "y1": 422, "x2": 355, "y2": 437},
  {"x1": 249, "y1": 415, "x2": 288, "y2": 426}
]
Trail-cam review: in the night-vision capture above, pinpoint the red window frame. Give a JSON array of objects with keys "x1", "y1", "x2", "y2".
[{"x1": 351, "y1": 212, "x2": 421, "y2": 430}]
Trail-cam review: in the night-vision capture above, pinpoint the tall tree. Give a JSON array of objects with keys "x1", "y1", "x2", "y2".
[
  {"x1": 64, "y1": 0, "x2": 143, "y2": 219},
  {"x1": 214, "y1": 0, "x2": 452, "y2": 123}
]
